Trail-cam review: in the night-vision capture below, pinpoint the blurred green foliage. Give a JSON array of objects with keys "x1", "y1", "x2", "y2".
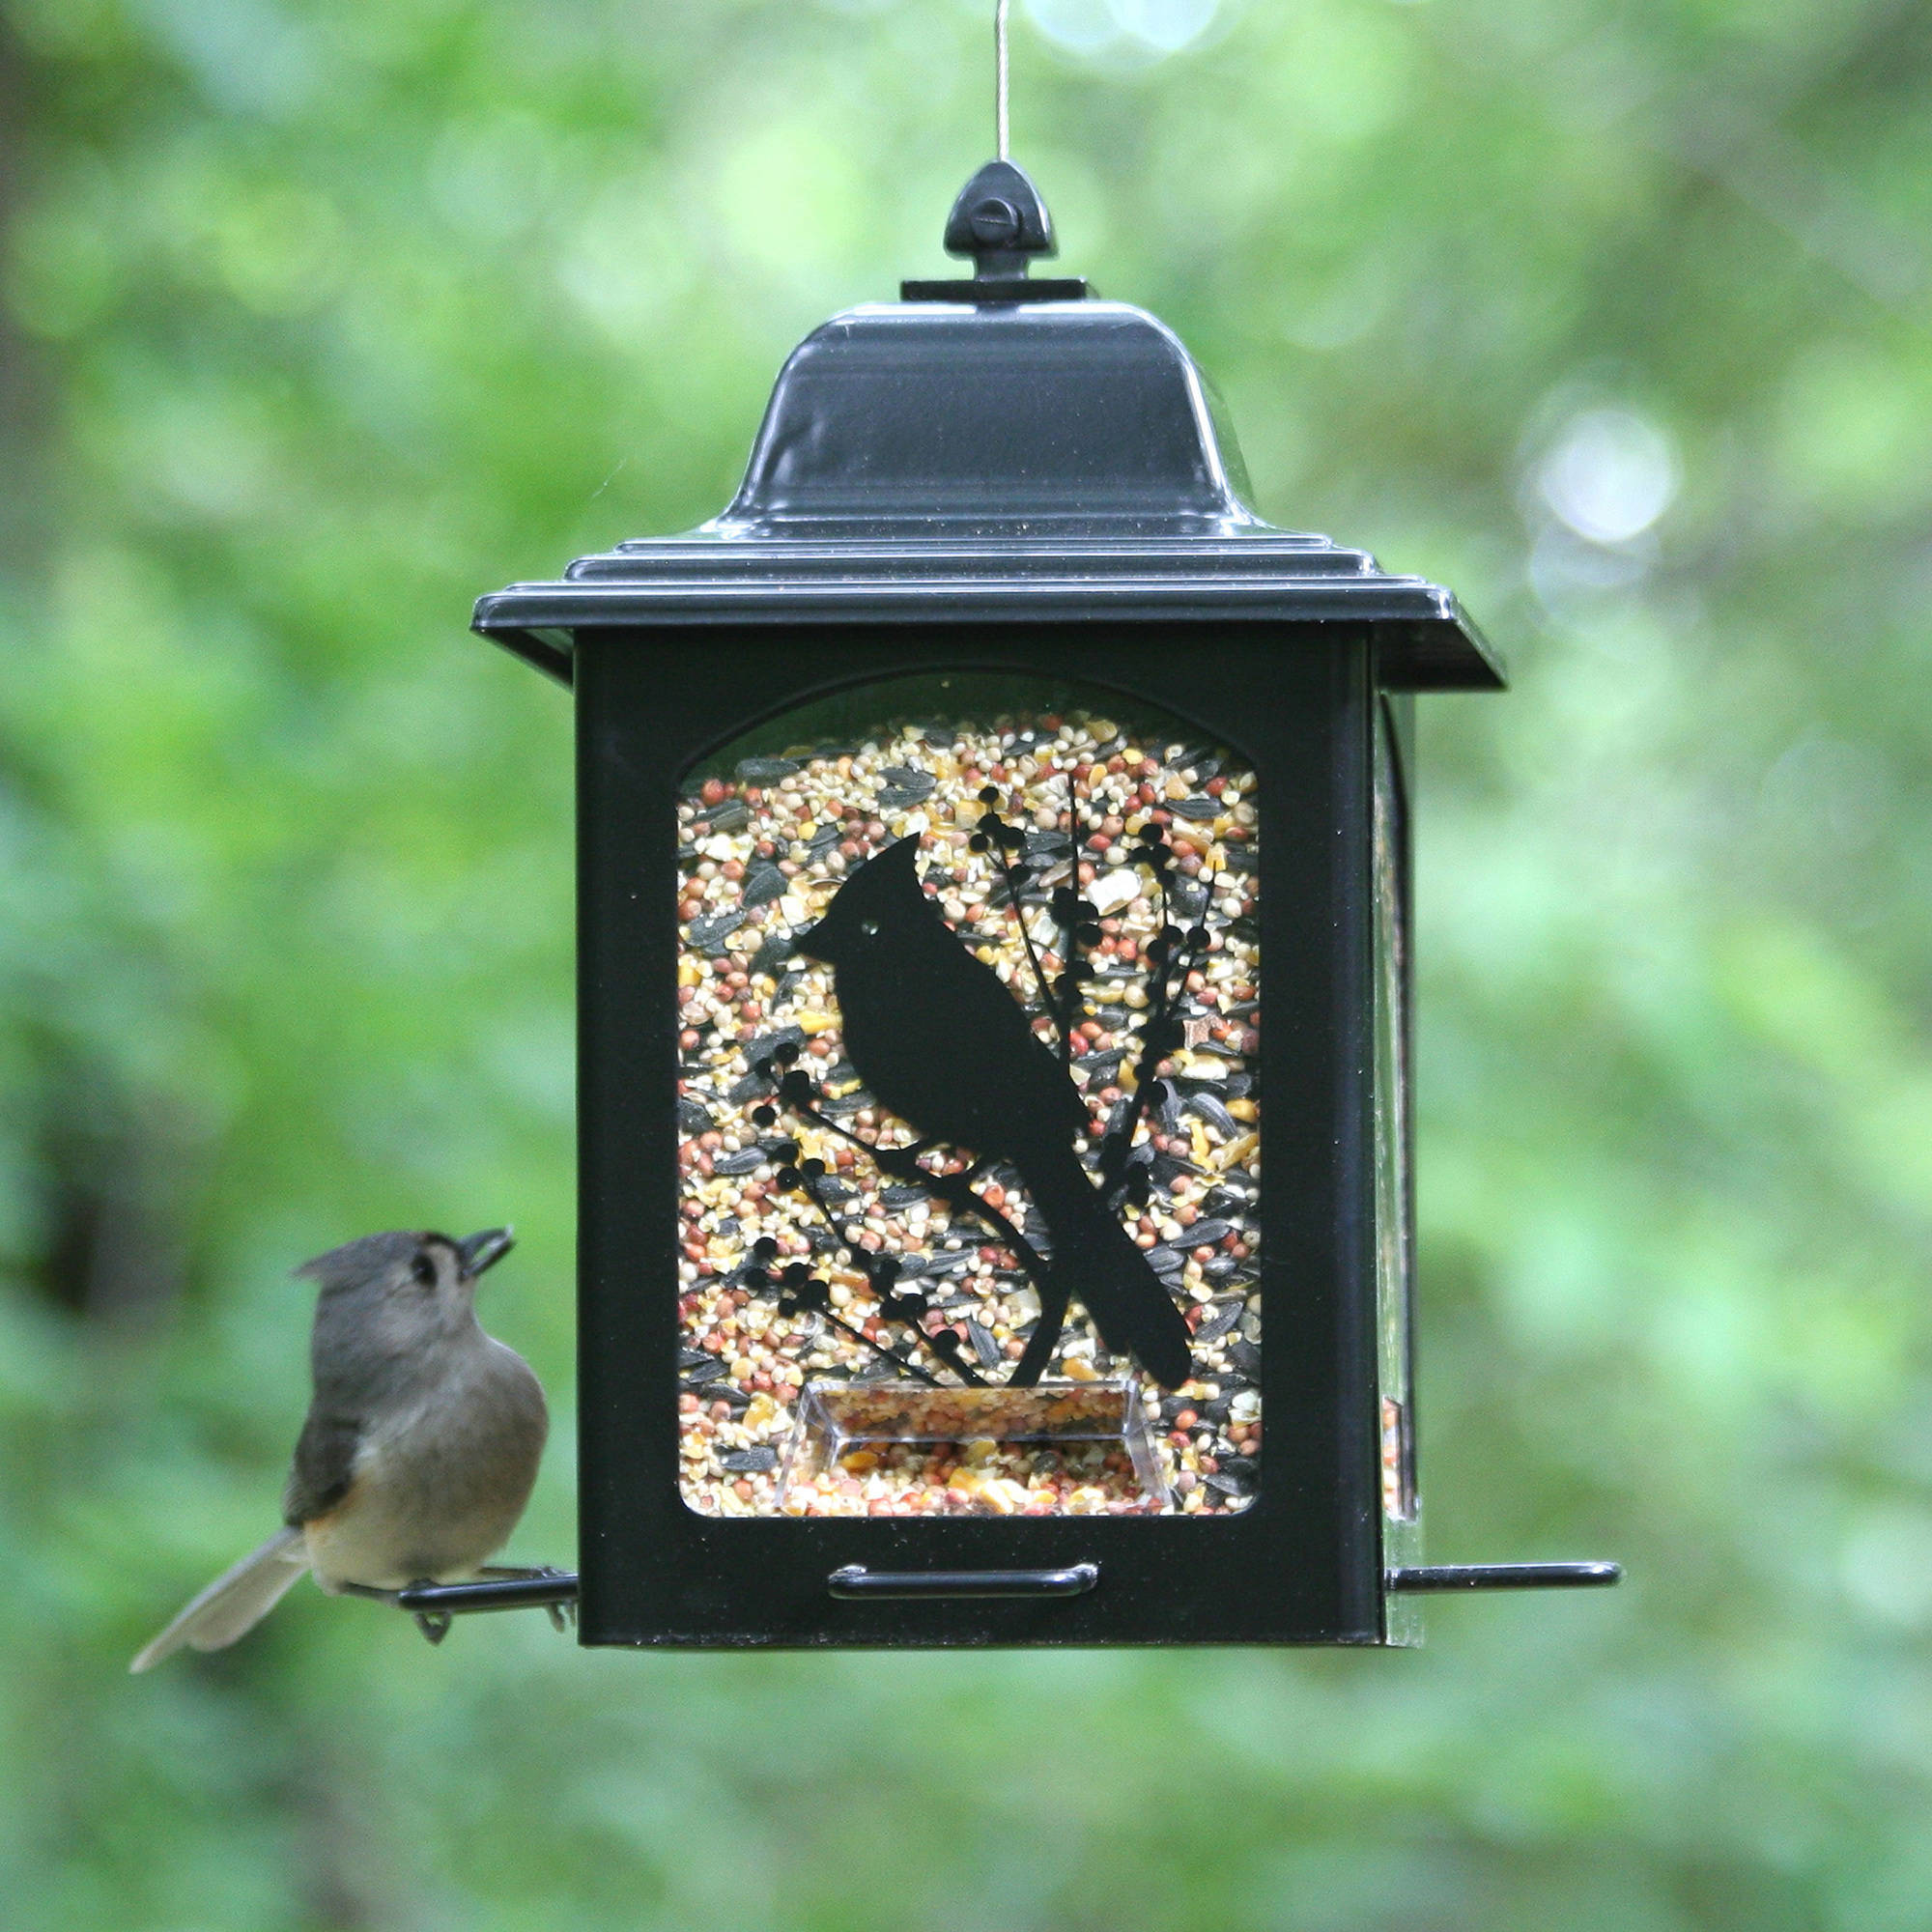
[{"x1": 2, "y1": 0, "x2": 1930, "y2": 1925}]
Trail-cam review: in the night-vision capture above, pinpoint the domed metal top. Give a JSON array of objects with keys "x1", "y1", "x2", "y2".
[
  {"x1": 711, "y1": 298, "x2": 1253, "y2": 536},
  {"x1": 474, "y1": 161, "x2": 1501, "y2": 694}
]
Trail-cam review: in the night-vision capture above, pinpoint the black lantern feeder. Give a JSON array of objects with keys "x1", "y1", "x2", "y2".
[{"x1": 445, "y1": 156, "x2": 1619, "y2": 1649}]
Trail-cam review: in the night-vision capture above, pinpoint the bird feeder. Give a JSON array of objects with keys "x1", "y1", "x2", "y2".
[{"x1": 467, "y1": 159, "x2": 1617, "y2": 1648}]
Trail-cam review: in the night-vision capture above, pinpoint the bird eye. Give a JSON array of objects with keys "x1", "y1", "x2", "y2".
[
  {"x1": 411, "y1": 1253, "x2": 437, "y2": 1287},
  {"x1": 859, "y1": 920, "x2": 880, "y2": 937}
]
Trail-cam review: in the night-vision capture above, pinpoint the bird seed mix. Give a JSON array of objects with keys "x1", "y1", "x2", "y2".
[{"x1": 675, "y1": 703, "x2": 1261, "y2": 1519}]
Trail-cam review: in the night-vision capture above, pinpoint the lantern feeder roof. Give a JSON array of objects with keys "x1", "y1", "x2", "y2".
[{"x1": 473, "y1": 160, "x2": 1503, "y2": 695}]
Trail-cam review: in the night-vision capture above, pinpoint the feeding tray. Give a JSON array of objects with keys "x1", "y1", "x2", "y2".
[{"x1": 777, "y1": 1379, "x2": 1172, "y2": 1518}]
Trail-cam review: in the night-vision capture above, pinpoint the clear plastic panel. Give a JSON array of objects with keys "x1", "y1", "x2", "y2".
[
  {"x1": 675, "y1": 673, "x2": 1260, "y2": 1519},
  {"x1": 1373, "y1": 699, "x2": 1418, "y2": 1530}
]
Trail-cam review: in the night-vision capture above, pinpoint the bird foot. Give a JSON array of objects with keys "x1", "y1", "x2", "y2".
[
  {"x1": 336, "y1": 1580, "x2": 403, "y2": 1605},
  {"x1": 477, "y1": 1565, "x2": 579, "y2": 1633},
  {"x1": 408, "y1": 1579, "x2": 452, "y2": 1645},
  {"x1": 868, "y1": 1140, "x2": 934, "y2": 1182},
  {"x1": 337, "y1": 1577, "x2": 454, "y2": 1643}
]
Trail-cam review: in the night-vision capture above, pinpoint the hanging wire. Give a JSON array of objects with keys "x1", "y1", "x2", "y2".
[{"x1": 995, "y1": 0, "x2": 1009, "y2": 160}]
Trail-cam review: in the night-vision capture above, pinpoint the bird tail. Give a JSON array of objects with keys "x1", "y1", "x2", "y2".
[
  {"x1": 1014, "y1": 1143, "x2": 1195, "y2": 1389},
  {"x1": 129, "y1": 1526, "x2": 310, "y2": 1673}
]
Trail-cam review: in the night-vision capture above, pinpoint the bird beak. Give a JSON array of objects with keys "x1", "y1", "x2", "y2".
[{"x1": 456, "y1": 1228, "x2": 515, "y2": 1279}]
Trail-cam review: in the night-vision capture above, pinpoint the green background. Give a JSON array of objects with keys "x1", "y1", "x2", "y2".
[{"x1": 3, "y1": 1, "x2": 1929, "y2": 1925}]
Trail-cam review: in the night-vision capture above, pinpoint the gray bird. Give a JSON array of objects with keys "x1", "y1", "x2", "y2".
[{"x1": 130, "y1": 1228, "x2": 549, "y2": 1671}]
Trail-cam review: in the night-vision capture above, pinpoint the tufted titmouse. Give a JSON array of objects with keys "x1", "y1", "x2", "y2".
[{"x1": 130, "y1": 1227, "x2": 549, "y2": 1671}]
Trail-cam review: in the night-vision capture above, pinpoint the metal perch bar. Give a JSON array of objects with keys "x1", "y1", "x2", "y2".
[
  {"x1": 393, "y1": 1573, "x2": 582, "y2": 1615},
  {"x1": 1386, "y1": 1562, "x2": 1622, "y2": 1593}
]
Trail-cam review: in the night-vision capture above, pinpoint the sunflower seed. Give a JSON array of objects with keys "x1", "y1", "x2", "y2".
[{"x1": 736, "y1": 756, "x2": 800, "y2": 784}]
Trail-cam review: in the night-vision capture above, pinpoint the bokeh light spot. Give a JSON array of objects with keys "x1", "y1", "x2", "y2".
[{"x1": 1537, "y1": 408, "x2": 1680, "y2": 546}]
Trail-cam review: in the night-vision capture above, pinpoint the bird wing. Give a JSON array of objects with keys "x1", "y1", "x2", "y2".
[
  {"x1": 907, "y1": 920, "x2": 1084, "y2": 1114},
  {"x1": 848, "y1": 923, "x2": 1088, "y2": 1148},
  {"x1": 282, "y1": 1407, "x2": 365, "y2": 1526},
  {"x1": 949, "y1": 958, "x2": 1089, "y2": 1138}
]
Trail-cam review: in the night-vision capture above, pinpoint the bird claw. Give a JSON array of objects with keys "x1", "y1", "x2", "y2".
[
  {"x1": 477, "y1": 1564, "x2": 578, "y2": 1633},
  {"x1": 532, "y1": 1568, "x2": 579, "y2": 1634},
  {"x1": 408, "y1": 1579, "x2": 452, "y2": 1645},
  {"x1": 869, "y1": 1141, "x2": 932, "y2": 1181},
  {"x1": 337, "y1": 1579, "x2": 402, "y2": 1605}
]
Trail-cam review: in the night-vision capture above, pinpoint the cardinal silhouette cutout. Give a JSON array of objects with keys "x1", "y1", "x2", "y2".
[{"x1": 797, "y1": 835, "x2": 1194, "y2": 1389}]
